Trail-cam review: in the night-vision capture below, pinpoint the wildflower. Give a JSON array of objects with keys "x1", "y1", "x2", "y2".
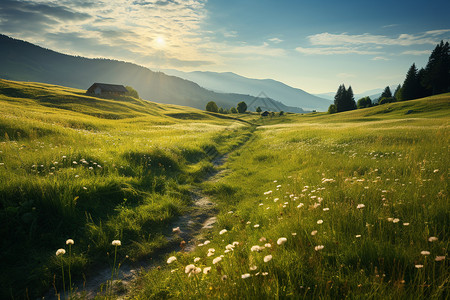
[
  {"x1": 311, "y1": 230, "x2": 318, "y2": 236},
  {"x1": 251, "y1": 245, "x2": 262, "y2": 252},
  {"x1": 274, "y1": 198, "x2": 279, "y2": 202},
  {"x1": 276, "y1": 185, "x2": 282, "y2": 188},
  {"x1": 221, "y1": 275, "x2": 228, "y2": 281},
  {"x1": 291, "y1": 232, "x2": 297, "y2": 236},
  {"x1": 172, "y1": 227, "x2": 181, "y2": 234},
  {"x1": 403, "y1": 223, "x2": 410, "y2": 226},
  {"x1": 254, "y1": 224, "x2": 260, "y2": 228},
  {"x1": 204, "y1": 240, "x2": 211, "y2": 245},
  {"x1": 264, "y1": 191, "x2": 272, "y2": 195},
  {"x1": 297, "y1": 203, "x2": 304, "y2": 208},
  {"x1": 193, "y1": 267, "x2": 202, "y2": 274},
  {"x1": 203, "y1": 267, "x2": 211, "y2": 274},
  {"x1": 314, "y1": 245, "x2": 324, "y2": 251},
  {"x1": 265, "y1": 243, "x2": 271, "y2": 248},
  {"x1": 250, "y1": 265, "x2": 257, "y2": 271},
  {"x1": 56, "y1": 249, "x2": 66, "y2": 256},
  {"x1": 185, "y1": 264, "x2": 196, "y2": 273},
  {"x1": 262, "y1": 272, "x2": 268, "y2": 276},
  {"x1": 277, "y1": 237, "x2": 287, "y2": 245},
  {"x1": 357, "y1": 204, "x2": 365, "y2": 209},
  {"x1": 241, "y1": 273, "x2": 251, "y2": 279},
  {"x1": 428, "y1": 236, "x2": 438, "y2": 242},
  {"x1": 112, "y1": 240, "x2": 121, "y2": 246},
  {"x1": 323, "y1": 208, "x2": 329, "y2": 211},
  {"x1": 421, "y1": 251, "x2": 430, "y2": 256},
  {"x1": 219, "y1": 229, "x2": 227, "y2": 235},
  {"x1": 415, "y1": 264, "x2": 424, "y2": 269},
  {"x1": 387, "y1": 217, "x2": 394, "y2": 222},
  {"x1": 433, "y1": 169, "x2": 439, "y2": 173},
  {"x1": 393, "y1": 218, "x2": 400, "y2": 223},
  {"x1": 212, "y1": 257, "x2": 222, "y2": 264},
  {"x1": 207, "y1": 252, "x2": 214, "y2": 257},
  {"x1": 232, "y1": 241, "x2": 239, "y2": 246},
  {"x1": 317, "y1": 220, "x2": 323, "y2": 224},
  {"x1": 193, "y1": 257, "x2": 200, "y2": 263},
  {"x1": 259, "y1": 237, "x2": 267, "y2": 242},
  {"x1": 66, "y1": 239, "x2": 74, "y2": 245},
  {"x1": 355, "y1": 235, "x2": 361, "y2": 238},
  {"x1": 226, "y1": 244, "x2": 234, "y2": 251},
  {"x1": 435, "y1": 256, "x2": 445, "y2": 262},
  {"x1": 264, "y1": 255, "x2": 273, "y2": 263},
  {"x1": 167, "y1": 256, "x2": 177, "y2": 264}
]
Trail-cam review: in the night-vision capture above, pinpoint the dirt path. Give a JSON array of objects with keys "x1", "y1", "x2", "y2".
[{"x1": 45, "y1": 152, "x2": 232, "y2": 299}]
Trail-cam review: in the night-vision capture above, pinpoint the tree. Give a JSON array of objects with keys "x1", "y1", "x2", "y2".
[
  {"x1": 357, "y1": 96, "x2": 372, "y2": 109},
  {"x1": 401, "y1": 64, "x2": 419, "y2": 101},
  {"x1": 205, "y1": 101, "x2": 219, "y2": 113},
  {"x1": 380, "y1": 86, "x2": 392, "y2": 99},
  {"x1": 393, "y1": 84, "x2": 402, "y2": 101},
  {"x1": 256, "y1": 106, "x2": 262, "y2": 113},
  {"x1": 417, "y1": 68, "x2": 432, "y2": 98},
  {"x1": 328, "y1": 104, "x2": 337, "y2": 114},
  {"x1": 279, "y1": 111, "x2": 284, "y2": 116},
  {"x1": 423, "y1": 40, "x2": 450, "y2": 95},
  {"x1": 125, "y1": 86, "x2": 139, "y2": 98},
  {"x1": 379, "y1": 97, "x2": 395, "y2": 105},
  {"x1": 334, "y1": 84, "x2": 356, "y2": 112},
  {"x1": 230, "y1": 107, "x2": 237, "y2": 113},
  {"x1": 218, "y1": 107, "x2": 225, "y2": 114},
  {"x1": 237, "y1": 101, "x2": 247, "y2": 113}
]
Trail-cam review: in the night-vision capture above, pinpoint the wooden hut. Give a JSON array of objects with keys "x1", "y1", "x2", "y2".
[{"x1": 86, "y1": 83, "x2": 128, "y2": 96}]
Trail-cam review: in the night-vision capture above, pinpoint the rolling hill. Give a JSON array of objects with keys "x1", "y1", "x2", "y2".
[
  {"x1": 163, "y1": 69, "x2": 332, "y2": 111},
  {"x1": 0, "y1": 34, "x2": 306, "y2": 113}
]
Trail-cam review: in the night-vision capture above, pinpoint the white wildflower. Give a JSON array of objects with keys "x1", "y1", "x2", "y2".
[
  {"x1": 264, "y1": 255, "x2": 273, "y2": 263},
  {"x1": 167, "y1": 256, "x2": 177, "y2": 264}
]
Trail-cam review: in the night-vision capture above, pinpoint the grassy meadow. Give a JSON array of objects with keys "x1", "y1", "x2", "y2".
[
  {"x1": 0, "y1": 79, "x2": 448, "y2": 299},
  {"x1": 0, "y1": 79, "x2": 252, "y2": 298},
  {"x1": 132, "y1": 94, "x2": 449, "y2": 299}
]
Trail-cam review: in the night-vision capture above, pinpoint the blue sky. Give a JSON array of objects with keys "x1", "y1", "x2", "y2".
[{"x1": 1, "y1": 0, "x2": 449, "y2": 93}]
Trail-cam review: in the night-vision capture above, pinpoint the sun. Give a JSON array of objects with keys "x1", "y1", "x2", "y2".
[{"x1": 155, "y1": 36, "x2": 166, "y2": 47}]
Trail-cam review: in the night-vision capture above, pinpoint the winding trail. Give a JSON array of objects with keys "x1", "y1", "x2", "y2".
[{"x1": 47, "y1": 132, "x2": 252, "y2": 299}]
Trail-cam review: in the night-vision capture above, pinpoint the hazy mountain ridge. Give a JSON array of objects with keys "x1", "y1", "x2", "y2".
[
  {"x1": 163, "y1": 69, "x2": 332, "y2": 111},
  {"x1": 314, "y1": 85, "x2": 399, "y2": 102},
  {"x1": 0, "y1": 34, "x2": 306, "y2": 113}
]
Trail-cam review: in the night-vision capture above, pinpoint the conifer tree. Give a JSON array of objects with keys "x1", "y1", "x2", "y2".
[
  {"x1": 401, "y1": 64, "x2": 419, "y2": 101},
  {"x1": 393, "y1": 84, "x2": 402, "y2": 101},
  {"x1": 423, "y1": 40, "x2": 450, "y2": 95},
  {"x1": 380, "y1": 86, "x2": 392, "y2": 99}
]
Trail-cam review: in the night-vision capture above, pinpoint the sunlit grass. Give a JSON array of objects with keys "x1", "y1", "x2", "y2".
[{"x1": 133, "y1": 94, "x2": 449, "y2": 299}]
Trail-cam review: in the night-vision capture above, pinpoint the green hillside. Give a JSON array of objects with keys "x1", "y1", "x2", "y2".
[
  {"x1": 0, "y1": 79, "x2": 254, "y2": 298},
  {"x1": 0, "y1": 79, "x2": 448, "y2": 299}
]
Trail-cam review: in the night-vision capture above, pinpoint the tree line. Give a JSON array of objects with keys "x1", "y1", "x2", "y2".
[{"x1": 329, "y1": 40, "x2": 449, "y2": 113}]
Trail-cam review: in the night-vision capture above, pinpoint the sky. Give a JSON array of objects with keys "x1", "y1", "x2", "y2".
[{"x1": 1, "y1": 0, "x2": 449, "y2": 94}]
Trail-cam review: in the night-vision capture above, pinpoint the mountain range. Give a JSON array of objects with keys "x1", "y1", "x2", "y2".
[
  {"x1": 0, "y1": 34, "x2": 316, "y2": 113},
  {"x1": 162, "y1": 69, "x2": 332, "y2": 111}
]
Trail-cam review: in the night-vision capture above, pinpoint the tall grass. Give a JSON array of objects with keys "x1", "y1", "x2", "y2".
[
  {"x1": 132, "y1": 95, "x2": 449, "y2": 299},
  {"x1": 0, "y1": 79, "x2": 253, "y2": 298}
]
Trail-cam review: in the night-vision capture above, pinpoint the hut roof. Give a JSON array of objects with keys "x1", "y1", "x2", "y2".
[{"x1": 87, "y1": 83, "x2": 128, "y2": 93}]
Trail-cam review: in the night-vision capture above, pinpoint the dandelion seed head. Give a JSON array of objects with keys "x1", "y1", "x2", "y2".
[
  {"x1": 112, "y1": 240, "x2": 121, "y2": 246},
  {"x1": 56, "y1": 249, "x2": 66, "y2": 256},
  {"x1": 264, "y1": 255, "x2": 273, "y2": 262},
  {"x1": 167, "y1": 256, "x2": 177, "y2": 264},
  {"x1": 277, "y1": 237, "x2": 287, "y2": 245}
]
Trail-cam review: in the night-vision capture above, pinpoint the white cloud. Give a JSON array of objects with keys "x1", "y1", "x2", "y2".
[
  {"x1": 401, "y1": 50, "x2": 431, "y2": 56},
  {"x1": 307, "y1": 31, "x2": 449, "y2": 47},
  {"x1": 268, "y1": 37, "x2": 283, "y2": 44},
  {"x1": 372, "y1": 56, "x2": 390, "y2": 61},
  {"x1": 295, "y1": 46, "x2": 381, "y2": 55}
]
